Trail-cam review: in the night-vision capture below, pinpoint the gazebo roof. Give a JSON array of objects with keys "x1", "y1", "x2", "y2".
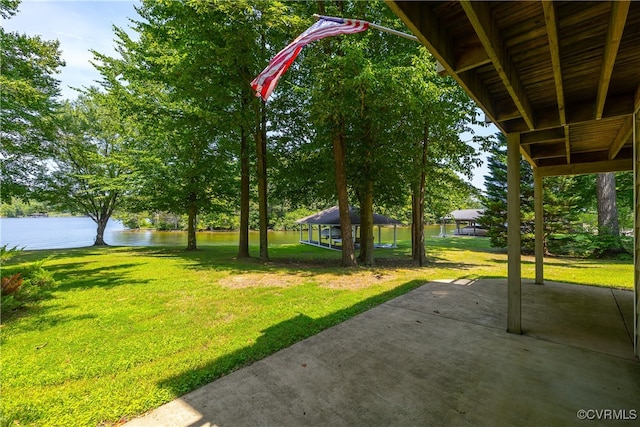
[
  {"x1": 296, "y1": 206, "x2": 402, "y2": 226},
  {"x1": 449, "y1": 209, "x2": 484, "y2": 221}
]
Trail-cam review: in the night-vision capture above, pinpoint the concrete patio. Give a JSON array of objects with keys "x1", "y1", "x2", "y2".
[{"x1": 125, "y1": 279, "x2": 639, "y2": 426}]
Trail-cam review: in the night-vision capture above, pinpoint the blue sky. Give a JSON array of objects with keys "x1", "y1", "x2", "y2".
[
  {"x1": 3, "y1": 0, "x2": 139, "y2": 100},
  {"x1": 3, "y1": 0, "x2": 494, "y2": 189}
]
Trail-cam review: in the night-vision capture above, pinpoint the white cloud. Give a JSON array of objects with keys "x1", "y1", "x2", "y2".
[{"x1": 3, "y1": 0, "x2": 138, "y2": 100}]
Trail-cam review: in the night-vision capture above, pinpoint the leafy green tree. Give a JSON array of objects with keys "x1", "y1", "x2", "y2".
[
  {"x1": 390, "y1": 52, "x2": 480, "y2": 265},
  {"x1": 94, "y1": 0, "x2": 246, "y2": 250},
  {"x1": 36, "y1": 92, "x2": 134, "y2": 245},
  {"x1": 270, "y1": 1, "x2": 480, "y2": 266},
  {"x1": 0, "y1": 0, "x2": 64, "y2": 202},
  {"x1": 95, "y1": 0, "x2": 297, "y2": 254}
]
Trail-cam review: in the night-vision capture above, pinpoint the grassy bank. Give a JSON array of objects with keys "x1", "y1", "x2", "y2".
[{"x1": 0, "y1": 237, "x2": 632, "y2": 426}]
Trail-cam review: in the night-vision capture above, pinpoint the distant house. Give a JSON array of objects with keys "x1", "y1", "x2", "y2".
[
  {"x1": 449, "y1": 209, "x2": 487, "y2": 236},
  {"x1": 296, "y1": 206, "x2": 402, "y2": 251}
]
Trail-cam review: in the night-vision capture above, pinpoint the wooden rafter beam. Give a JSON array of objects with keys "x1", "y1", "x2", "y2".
[
  {"x1": 542, "y1": 1, "x2": 566, "y2": 126},
  {"x1": 564, "y1": 126, "x2": 571, "y2": 164},
  {"x1": 520, "y1": 145, "x2": 536, "y2": 168},
  {"x1": 595, "y1": 1, "x2": 630, "y2": 120},
  {"x1": 503, "y1": 91, "x2": 636, "y2": 133},
  {"x1": 608, "y1": 116, "x2": 633, "y2": 160},
  {"x1": 460, "y1": 0, "x2": 535, "y2": 130},
  {"x1": 538, "y1": 158, "x2": 633, "y2": 177},
  {"x1": 521, "y1": 127, "x2": 565, "y2": 145},
  {"x1": 386, "y1": 1, "x2": 498, "y2": 122},
  {"x1": 530, "y1": 143, "x2": 567, "y2": 160},
  {"x1": 454, "y1": 35, "x2": 490, "y2": 73}
]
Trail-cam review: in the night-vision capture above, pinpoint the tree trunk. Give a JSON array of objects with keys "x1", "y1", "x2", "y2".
[
  {"x1": 186, "y1": 192, "x2": 197, "y2": 251},
  {"x1": 357, "y1": 181, "x2": 375, "y2": 266},
  {"x1": 94, "y1": 216, "x2": 108, "y2": 246},
  {"x1": 255, "y1": 98, "x2": 269, "y2": 261},
  {"x1": 332, "y1": 121, "x2": 356, "y2": 267},
  {"x1": 596, "y1": 172, "x2": 620, "y2": 235},
  {"x1": 596, "y1": 172, "x2": 624, "y2": 255},
  {"x1": 238, "y1": 123, "x2": 250, "y2": 258},
  {"x1": 411, "y1": 126, "x2": 428, "y2": 265}
]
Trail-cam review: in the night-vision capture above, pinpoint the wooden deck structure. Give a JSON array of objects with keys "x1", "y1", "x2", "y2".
[{"x1": 387, "y1": 0, "x2": 640, "y2": 356}]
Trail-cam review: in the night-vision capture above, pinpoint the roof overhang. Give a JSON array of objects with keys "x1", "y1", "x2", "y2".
[{"x1": 386, "y1": 0, "x2": 640, "y2": 176}]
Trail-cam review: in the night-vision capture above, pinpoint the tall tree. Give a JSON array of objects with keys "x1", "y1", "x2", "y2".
[
  {"x1": 94, "y1": 0, "x2": 246, "y2": 250},
  {"x1": 299, "y1": 0, "x2": 359, "y2": 267},
  {"x1": 271, "y1": 1, "x2": 480, "y2": 266},
  {"x1": 0, "y1": 0, "x2": 64, "y2": 202},
  {"x1": 387, "y1": 50, "x2": 480, "y2": 265},
  {"x1": 36, "y1": 92, "x2": 134, "y2": 245}
]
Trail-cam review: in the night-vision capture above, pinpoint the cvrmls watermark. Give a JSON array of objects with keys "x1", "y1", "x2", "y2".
[{"x1": 577, "y1": 409, "x2": 637, "y2": 421}]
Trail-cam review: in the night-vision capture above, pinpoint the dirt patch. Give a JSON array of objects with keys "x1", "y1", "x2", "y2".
[
  {"x1": 219, "y1": 270, "x2": 396, "y2": 290},
  {"x1": 218, "y1": 273, "x2": 307, "y2": 289}
]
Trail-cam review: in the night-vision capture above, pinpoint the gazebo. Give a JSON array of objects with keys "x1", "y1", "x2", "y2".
[
  {"x1": 387, "y1": 0, "x2": 640, "y2": 356},
  {"x1": 296, "y1": 206, "x2": 402, "y2": 251},
  {"x1": 449, "y1": 209, "x2": 486, "y2": 236}
]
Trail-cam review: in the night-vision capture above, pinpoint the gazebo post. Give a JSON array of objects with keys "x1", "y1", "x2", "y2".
[
  {"x1": 393, "y1": 224, "x2": 397, "y2": 248},
  {"x1": 378, "y1": 225, "x2": 381, "y2": 246}
]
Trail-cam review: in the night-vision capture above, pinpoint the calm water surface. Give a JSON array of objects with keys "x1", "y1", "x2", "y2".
[{"x1": 0, "y1": 216, "x2": 447, "y2": 250}]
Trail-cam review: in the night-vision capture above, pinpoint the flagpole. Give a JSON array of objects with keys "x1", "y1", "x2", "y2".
[{"x1": 312, "y1": 14, "x2": 419, "y2": 42}]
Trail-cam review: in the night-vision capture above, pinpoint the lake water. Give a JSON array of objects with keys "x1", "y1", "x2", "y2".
[{"x1": 0, "y1": 217, "x2": 448, "y2": 250}]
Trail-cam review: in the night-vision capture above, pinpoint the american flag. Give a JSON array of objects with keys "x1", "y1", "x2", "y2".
[{"x1": 251, "y1": 17, "x2": 369, "y2": 101}]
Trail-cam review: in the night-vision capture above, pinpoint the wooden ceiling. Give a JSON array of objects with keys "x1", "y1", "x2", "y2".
[{"x1": 387, "y1": 1, "x2": 640, "y2": 176}]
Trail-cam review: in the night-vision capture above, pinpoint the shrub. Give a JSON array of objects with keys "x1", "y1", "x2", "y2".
[
  {"x1": 1, "y1": 244, "x2": 22, "y2": 261},
  {"x1": 546, "y1": 233, "x2": 633, "y2": 259},
  {"x1": 1, "y1": 273, "x2": 24, "y2": 295},
  {"x1": 1, "y1": 257, "x2": 57, "y2": 317}
]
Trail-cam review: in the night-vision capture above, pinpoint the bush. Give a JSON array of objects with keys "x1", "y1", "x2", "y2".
[
  {"x1": 1, "y1": 255, "x2": 57, "y2": 317},
  {"x1": 1, "y1": 273, "x2": 24, "y2": 295},
  {"x1": 546, "y1": 233, "x2": 633, "y2": 259},
  {"x1": 1, "y1": 244, "x2": 22, "y2": 261}
]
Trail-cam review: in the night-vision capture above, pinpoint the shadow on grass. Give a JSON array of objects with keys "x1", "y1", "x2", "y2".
[
  {"x1": 48, "y1": 263, "x2": 148, "y2": 291},
  {"x1": 1, "y1": 251, "x2": 152, "y2": 325},
  {"x1": 487, "y1": 257, "x2": 629, "y2": 269},
  {"x1": 128, "y1": 244, "x2": 485, "y2": 278},
  {"x1": 0, "y1": 242, "x2": 486, "y2": 326},
  {"x1": 155, "y1": 279, "x2": 425, "y2": 406}
]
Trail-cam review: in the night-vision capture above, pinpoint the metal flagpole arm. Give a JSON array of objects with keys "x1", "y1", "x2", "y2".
[{"x1": 312, "y1": 14, "x2": 419, "y2": 42}]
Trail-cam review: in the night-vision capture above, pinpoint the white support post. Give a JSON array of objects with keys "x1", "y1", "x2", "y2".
[
  {"x1": 393, "y1": 225, "x2": 397, "y2": 248},
  {"x1": 507, "y1": 132, "x2": 522, "y2": 334},
  {"x1": 634, "y1": 108, "x2": 639, "y2": 356},
  {"x1": 534, "y1": 168, "x2": 544, "y2": 285}
]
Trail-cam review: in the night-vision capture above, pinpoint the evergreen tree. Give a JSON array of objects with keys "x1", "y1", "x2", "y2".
[{"x1": 480, "y1": 133, "x2": 579, "y2": 254}]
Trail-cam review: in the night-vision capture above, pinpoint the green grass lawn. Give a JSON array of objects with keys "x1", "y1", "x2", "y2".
[{"x1": 0, "y1": 237, "x2": 633, "y2": 426}]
